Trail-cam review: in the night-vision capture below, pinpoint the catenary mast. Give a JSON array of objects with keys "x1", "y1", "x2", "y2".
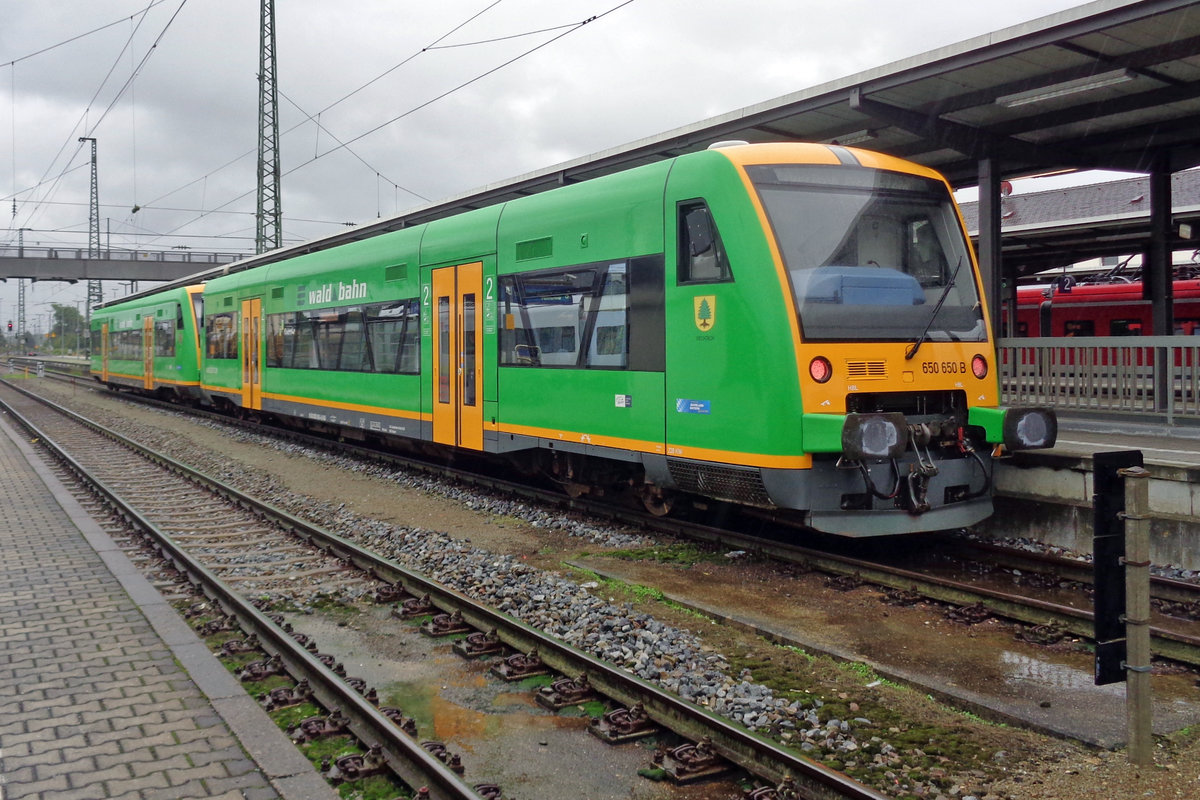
[
  {"x1": 79, "y1": 136, "x2": 100, "y2": 350},
  {"x1": 256, "y1": 0, "x2": 282, "y2": 254}
]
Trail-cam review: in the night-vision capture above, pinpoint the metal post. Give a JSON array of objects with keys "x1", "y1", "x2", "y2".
[
  {"x1": 977, "y1": 159, "x2": 1004, "y2": 342},
  {"x1": 1118, "y1": 465, "x2": 1153, "y2": 766},
  {"x1": 17, "y1": 228, "x2": 29, "y2": 340}
]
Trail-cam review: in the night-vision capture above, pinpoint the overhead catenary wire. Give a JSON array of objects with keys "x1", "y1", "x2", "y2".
[
  {"x1": 289, "y1": 6, "x2": 631, "y2": 171},
  {"x1": 133, "y1": 0, "x2": 511, "y2": 218},
  {"x1": 279, "y1": 88, "x2": 429, "y2": 204},
  {"x1": 7, "y1": 1, "x2": 637, "y2": 253},
  {"x1": 4, "y1": 1, "x2": 188, "y2": 242},
  {"x1": 157, "y1": 0, "x2": 636, "y2": 241},
  {"x1": 0, "y1": 1, "x2": 169, "y2": 69}
]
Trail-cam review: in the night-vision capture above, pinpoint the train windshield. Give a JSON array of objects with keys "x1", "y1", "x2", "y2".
[{"x1": 747, "y1": 165, "x2": 985, "y2": 343}]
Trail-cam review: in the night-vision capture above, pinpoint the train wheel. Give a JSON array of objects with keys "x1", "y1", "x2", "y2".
[{"x1": 640, "y1": 486, "x2": 674, "y2": 516}]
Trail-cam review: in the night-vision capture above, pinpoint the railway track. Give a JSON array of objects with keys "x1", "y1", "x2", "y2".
[
  {"x1": 0, "y1": 377, "x2": 889, "y2": 800},
  {"x1": 673, "y1": 521, "x2": 1200, "y2": 670},
  {"x1": 21, "y1": 369, "x2": 1200, "y2": 671}
]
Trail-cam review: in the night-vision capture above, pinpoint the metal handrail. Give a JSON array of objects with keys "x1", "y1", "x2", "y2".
[
  {"x1": 997, "y1": 335, "x2": 1200, "y2": 424},
  {"x1": 0, "y1": 245, "x2": 241, "y2": 263}
]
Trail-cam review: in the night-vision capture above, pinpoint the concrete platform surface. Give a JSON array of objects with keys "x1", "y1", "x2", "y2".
[{"x1": 0, "y1": 416, "x2": 335, "y2": 800}]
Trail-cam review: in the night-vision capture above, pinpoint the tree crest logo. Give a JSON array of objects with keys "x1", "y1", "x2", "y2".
[{"x1": 693, "y1": 295, "x2": 716, "y2": 332}]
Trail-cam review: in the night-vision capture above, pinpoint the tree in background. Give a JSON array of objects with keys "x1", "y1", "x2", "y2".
[{"x1": 48, "y1": 303, "x2": 87, "y2": 354}]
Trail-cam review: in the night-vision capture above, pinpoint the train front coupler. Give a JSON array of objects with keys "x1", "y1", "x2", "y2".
[
  {"x1": 838, "y1": 412, "x2": 970, "y2": 515},
  {"x1": 901, "y1": 421, "x2": 941, "y2": 514}
]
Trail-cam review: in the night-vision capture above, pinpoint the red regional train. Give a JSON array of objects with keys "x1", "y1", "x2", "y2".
[{"x1": 1013, "y1": 278, "x2": 1200, "y2": 337}]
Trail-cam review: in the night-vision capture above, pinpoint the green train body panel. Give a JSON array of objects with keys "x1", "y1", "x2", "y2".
[
  {"x1": 495, "y1": 369, "x2": 666, "y2": 449},
  {"x1": 491, "y1": 160, "x2": 669, "y2": 454},
  {"x1": 107, "y1": 142, "x2": 1057, "y2": 536},
  {"x1": 199, "y1": 271, "x2": 253, "y2": 400},
  {"x1": 496, "y1": 162, "x2": 668, "y2": 266},
  {"x1": 662, "y1": 150, "x2": 804, "y2": 462},
  {"x1": 203, "y1": 227, "x2": 427, "y2": 427},
  {"x1": 420, "y1": 205, "x2": 501, "y2": 266}
]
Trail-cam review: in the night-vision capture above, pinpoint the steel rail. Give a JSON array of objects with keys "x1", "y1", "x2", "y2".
[
  {"x1": 670, "y1": 523, "x2": 1200, "y2": 668},
  {"x1": 961, "y1": 538, "x2": 1200, "y2": 605},
  {"x1": 27, "y1": 373, "x2": 1200, "y2": 668},
  {"x1": 0, "y1": 387, "x2": 481, "y2": 800},
  {"x1": 23, "y1": 374, "x2": 1200, "y2": 669},
  {"x1": 1, "y1": 379, "x2": 887, "y2": 800}
]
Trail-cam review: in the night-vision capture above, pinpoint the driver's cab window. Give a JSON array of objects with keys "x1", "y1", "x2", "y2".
[
  {"x1": 678, "y1": 201, "x2": 732, "y2": 283},
  {"x1": 905, "y1": 219, "x2": 948, "y2": 287}
]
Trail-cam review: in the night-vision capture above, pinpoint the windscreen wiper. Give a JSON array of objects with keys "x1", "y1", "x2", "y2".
[{"x1": 905, "y1": 256, "x2": 963, "y2": 361}]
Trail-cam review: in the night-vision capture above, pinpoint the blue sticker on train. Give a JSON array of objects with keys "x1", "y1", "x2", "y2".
[{"x1": 675, "y1": 399, "x2": 711, "y2": 414}]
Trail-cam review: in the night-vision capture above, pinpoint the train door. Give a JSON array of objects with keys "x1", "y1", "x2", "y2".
[
  {"x1": 240, "y1": 298, "x2": 263, "y2": 410},
  {"x1": 431, "y1": 262, "x2": 483, "y2": 450},
  {"x1": 100, "y1": 323, "x2": 110, "y2": 383},
  {"x1": 142, "y1": 316, "x2": 154, "y2": 390}
]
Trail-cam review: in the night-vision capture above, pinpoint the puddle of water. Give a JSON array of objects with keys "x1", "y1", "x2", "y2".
[
  {"x1": 999, "y1": 650, "x2": 1100, "y2": 691},
  {"x1": 288, "y1": 606, "x2": 741, "y2": 800}
]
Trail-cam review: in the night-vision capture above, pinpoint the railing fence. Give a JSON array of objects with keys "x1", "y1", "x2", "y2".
[
  {"x1": 0, "y1": 246, "x2": 241, "y2": 264},
  {"x1": 998, "y1": 336, "x2": 1200, "y2": 424}
]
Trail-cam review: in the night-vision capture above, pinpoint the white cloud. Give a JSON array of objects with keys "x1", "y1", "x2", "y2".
[{"x1": 1, "y1": 0, "x2": 1087, "y2": 322}]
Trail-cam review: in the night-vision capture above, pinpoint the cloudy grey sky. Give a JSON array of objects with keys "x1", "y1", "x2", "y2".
[{"x1": 2, "y1": 0, "x2": 1094, "y2": 327}]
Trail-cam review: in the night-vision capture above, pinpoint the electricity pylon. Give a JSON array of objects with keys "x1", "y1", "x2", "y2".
[
  {"x1": 255, "y1": 0, "x2": 282, "y2": 254},
  {"x1": 79, "y1": 136, "x2": 101, "y2": 349}
]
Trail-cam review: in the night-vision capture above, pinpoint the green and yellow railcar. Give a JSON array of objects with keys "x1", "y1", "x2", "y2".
[
  {"x1": 199, "y1": 142, "x2": 1055, "y2": 536},
  {"x1": 200, "y1": 230, "x2": 427, "y2": 440},
  {"x1": 90, "y1": 285, "x2": 205, "y2": 399}
]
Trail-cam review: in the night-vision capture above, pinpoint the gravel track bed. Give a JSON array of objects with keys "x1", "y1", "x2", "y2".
[{"x1": 17, "y1": 378, "x2": 1200, "y2": 800}]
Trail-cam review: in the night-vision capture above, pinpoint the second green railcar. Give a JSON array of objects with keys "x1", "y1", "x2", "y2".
[{"x1": 90, "y1": 285, "x2": 206, "y2": 400}]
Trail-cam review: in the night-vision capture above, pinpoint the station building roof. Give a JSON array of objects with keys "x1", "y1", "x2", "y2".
[{"x1": 958, "y1": 169, "x2": 1200, "y2": 275}]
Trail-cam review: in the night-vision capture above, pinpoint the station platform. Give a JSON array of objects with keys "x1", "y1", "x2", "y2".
[
  {"x1": 991, "y1": 414, "x2": 1200, "y2": 571},
  {"x1": 1038, "y1": 413, "x2": 1200, "y2": 467},
  {"x1": 0, "y1": 417, "x2": 335, "y2": 800}
]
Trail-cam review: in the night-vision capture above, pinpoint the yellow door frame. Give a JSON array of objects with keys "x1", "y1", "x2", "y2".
[
  {"x1": 142, "y1": 316, "x2": 154, "y2": 390},
  {"x1": 431, "y1": 262, "x2": 484, "y2": 450},
  {"x1": 100, "y1": 322, "x2": 110, "y2": 383},
  {"x1": 240, "y1": 298, "x2": 263, "y2": 410}
]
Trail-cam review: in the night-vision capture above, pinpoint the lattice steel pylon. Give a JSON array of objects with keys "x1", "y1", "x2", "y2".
[
  {"x1": 17, "y1": 229, "x2": 27, "y2": 342},
  {"x1": 79, "y1": 136, "x2": 101, "y2": 348},
  {"x1": 255, "y1": 0, "x2": 282, "y2": 254}
]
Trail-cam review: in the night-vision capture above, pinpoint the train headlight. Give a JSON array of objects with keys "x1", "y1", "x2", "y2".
[
  {"x1": 842, "y1": 413, "x2": 908, "y2": 460},
  {"x1": 1002, "y1": 407, "x2": 1058, "y2": 450},
  {"x1": 971, "y1": 354, "x2": 988, "y2": 379}
]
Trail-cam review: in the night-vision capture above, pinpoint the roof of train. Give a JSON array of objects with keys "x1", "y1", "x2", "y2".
[{"x1": 1015, "y1": 277, "x2": 1200, "y2": 303}]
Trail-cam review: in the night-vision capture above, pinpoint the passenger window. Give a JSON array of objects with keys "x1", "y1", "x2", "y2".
[
  {"x1": 205, "y1": 312, "x2": 239, "y2": 359},
  {"x1": 497, "y1": 257, "x2": 667, "y2": 371},
  {"x1": 678, "y1": 202, "x2": 732, "y2": 284},
  {"x1": 154, "y1": 319, "x2": 176, "y2": 357},
  {"x1": 1064, "y1": 320, "x2": 1094, "y2": 336},
  {"x1": 1110, "y1": 319, "x2": 1143, "y2": 336}
]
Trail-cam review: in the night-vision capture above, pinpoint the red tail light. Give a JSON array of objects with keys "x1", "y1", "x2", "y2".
[
  {"x1": 971, "y1": 354, "x2": 988, "y2": 379},
  {"x1": 809, "y1": 356, "x2": 832, "y2": 383}
]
